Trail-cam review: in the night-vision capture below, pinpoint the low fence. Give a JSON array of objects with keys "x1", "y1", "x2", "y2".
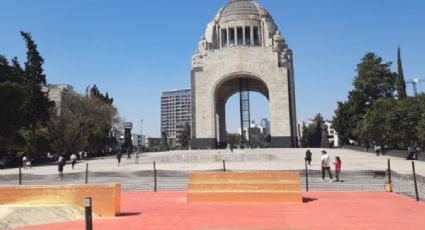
[
  {"x1": 1, "y1": 160, "x2": 423, "y2": 202},
  {"x1": 344, "y1": 145, "x2": 424, "y2": 162}
]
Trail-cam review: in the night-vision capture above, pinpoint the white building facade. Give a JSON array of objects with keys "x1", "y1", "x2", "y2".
[{"x1": 160, "y1": 89, "x2": 191, "y2": 138}]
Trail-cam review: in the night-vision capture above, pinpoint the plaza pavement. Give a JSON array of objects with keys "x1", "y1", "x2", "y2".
[
  {"x1": 14, "y1": 191, "x2": 425, "y2": 230},
  {"x1": 0, "y1": 148, "x2": 423, "y2": 176}
]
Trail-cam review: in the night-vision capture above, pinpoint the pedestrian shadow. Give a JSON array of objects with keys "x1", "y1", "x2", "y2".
[
  {"x1": 118, "y1": 212, "x2": 142, "y2": 217},
  {"x1": 303, "y1": 197, "x2": 318, "y2": 203}
]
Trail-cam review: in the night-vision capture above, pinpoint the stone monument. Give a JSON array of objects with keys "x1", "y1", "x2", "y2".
[{"x1": 191, "y1": 0, "x2": 297, "y2": 149}]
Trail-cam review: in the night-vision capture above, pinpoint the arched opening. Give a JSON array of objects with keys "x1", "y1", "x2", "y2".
[{"x1": 213, "y1": 74, "x2": 270, "y2": 148}]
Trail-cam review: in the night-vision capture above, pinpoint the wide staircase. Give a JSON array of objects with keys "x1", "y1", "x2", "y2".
[{"x1": 187, "y1": 172, "x2": 302, "y2": 203}]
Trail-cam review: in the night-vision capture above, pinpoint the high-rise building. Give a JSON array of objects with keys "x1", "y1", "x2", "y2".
[{"x1": 161, "y1": 89, "x2": 191, "y2": 138}]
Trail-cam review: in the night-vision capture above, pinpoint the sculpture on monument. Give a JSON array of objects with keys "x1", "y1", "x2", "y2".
[
  {"x1": 190, "y1": 0, "x2": 297, "y2": 149},
  {"x1": 122, "y1": 122, "x2": 133, "y2": 154},
  {"x1": 159, "y1": 131, "x2": 170, "y2": 152}
]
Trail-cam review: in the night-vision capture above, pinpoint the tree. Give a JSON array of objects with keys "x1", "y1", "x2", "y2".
[
  {"x1": 47, "y1": 91, "x2": 118, "y2": 156},
  {"x1": 361, "y1": 98, "x2": 396, "y2": 147},
  {"x1": 227, "y1": 133, "x2": 241, "y2": 149},
  {"x1": 177, "y1": 122, "x2": 191, "y2": 149},
  {"x1": 392, "y1": 97, "x2": 421, "y2": 148},
  {"x1": 416, "y1": 94, "x2": 425, "y2": 150},
  {"x1": 396, "y1": 47, "x2": 407, "y2": 99},
  {"x1": 20, "y1": 32, "x2": 55, "y2": 158},
  {"x1": 332, "y1": 101, "x2": 354, "y2": 144},
  {"x1": 0, "y1": 54, "x2": 27, "y2": 158},
  {"x1": 333, "y1": 53, "x2": 396, "y2": 144},
  {"x1": 300, "y1": 114, "x2": 325, "y2": 148}
]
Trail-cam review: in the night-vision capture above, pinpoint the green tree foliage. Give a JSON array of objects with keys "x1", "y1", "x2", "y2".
[
  {"x1": 47, "y1": 91, "x2": 117, "y2": 156},
  {"x1": 332, "y1": 101, "x2": 354, "y2": 144},
  {"x1": 361, "y1": 98, "x2": 396, "y2": 147},
  {"x1": 333, "y1": 53, "x2": 396, "y2": 144},
  {"x1": 300, "y1": 114, "x2": 325, "y2": 148},
  {"x1": 361, "y1": 97, "x2": 422, "y2": 149},
  {"x1": 20, "y1": 32, "x2": 55, "y2": 157},
  {"x1": 90, "y1": 84, "x2": 113, "y2": 104},
  {"x1": 396, "y1": 47, "x2": 407, "y2": 99},
  {"x1": 227, "y1": 133, "x2": 241, "y2": 149},
  {"x1": 392, "y1": 97, "x2": 422, "y2": 148},
  {"x1": 0, "y1": 54, "x2": 27, "y2": 158},
  {"x1": 1, "y1": 32, "x2": 119, "y2": 163},
  {"x1": 416, "y1": 95, "x2": 425, "y2": 150}
]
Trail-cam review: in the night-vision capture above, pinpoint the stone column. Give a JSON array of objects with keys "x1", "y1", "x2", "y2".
[
  {"x1": 250, "y1": 26, "x2": 254, "y2": 46},
  {"x1": 219, "y1": 28, "x2": 222, "y2": 49},
  {"x1": 242, "y1": 26, "x2": 246, "y2": 46},
  {"x1": 234, "y1": 27, "x2": 237, "y2": 46},
  {"x1": 226, "y1": 27, "x2": 230, "y2": 47}
]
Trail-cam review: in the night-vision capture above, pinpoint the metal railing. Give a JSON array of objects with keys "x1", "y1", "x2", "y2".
[{"x1": 0, "y1": 159, "x2": 423, "y2": 202}]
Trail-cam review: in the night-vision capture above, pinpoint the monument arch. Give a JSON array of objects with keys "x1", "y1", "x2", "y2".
[{"x1": 191, "y1": 0, "x2": 297, "y2": 149}]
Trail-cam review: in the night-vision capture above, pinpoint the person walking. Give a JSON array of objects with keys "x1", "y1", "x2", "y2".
[
  {"x1": 127, "y1": 147, "x2": 131, "y2": 159},
  {"x1": 22, "y1": 155, "x2": 27, "y2": 170},
  {"x1": 26, "y1": 158, "x2": 32, "y2": 169},
  {"x1": 333, "y1": 156, "x2": 342, "y2": 182},
  {"x1": 374, "y1": 145, "x2": 381, "y2": 156},
  {"x1": 70, "y1": 153, "x2": 77, "y2": 169},
  {"x1": 321, "y1": 150, "x2": 333, "y2": 181},
  {"x1": 58, "y1": 156, "x2": 66, "y2": 180},
  {"x1": 305, "y1": 149, "x2": 312, "y2": 165},
  {"x1": 116, "y1": 151, "x2": 123, "y2": 166}
]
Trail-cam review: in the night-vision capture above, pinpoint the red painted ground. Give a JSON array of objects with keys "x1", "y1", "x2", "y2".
[{"x1": 16, "y1": 191, "x2": 425, "y2": 230}]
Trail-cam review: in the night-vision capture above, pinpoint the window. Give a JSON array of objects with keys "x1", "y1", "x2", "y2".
[
  {"x1": 237, "y1": 27, "x2": 243, "y2": 46},
  {"x1": 221, "y1": 29, "x2": 228, "y2": 47},
  {"x1": 229, "y1": 28, "x2": 235, "y2": 45},
  {"x1": 253, "y1": 27, "x2": 260, "y2": 46}
]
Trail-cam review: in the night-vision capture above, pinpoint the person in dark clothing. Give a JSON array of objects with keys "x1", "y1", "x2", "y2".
[
  {"x1": 116, "y1": 151, "x2": 122, "y2": 166},
  {"x1": 58, "y1": 156, "x2": 66, "y2": 180},
  {"x1": 305, "y1": 149, "x2": 312, "y2": 165},
  {"x1": 127, "y1": 147, "x2": 131, "y2": 159}
]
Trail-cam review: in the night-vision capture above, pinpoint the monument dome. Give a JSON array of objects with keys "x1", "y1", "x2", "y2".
[
  {"x1": 198, "y1": 0, "x2": 280, "y2": 53},
  {"x1": 218, "y1": 0, "x2": 271, "y2": 23}
]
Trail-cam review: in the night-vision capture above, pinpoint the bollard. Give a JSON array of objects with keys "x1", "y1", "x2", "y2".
[
  {"x1": 85, "y1": 163, "x2": 89, "y2": 184},
  {"x1": 412, "y1": 161, "x2": 420, "y2": 202},
  {"x1": 386, "y1": 158, "x2": 392, "y2": 192},
  {"x1": 84, "y1": 197, "x2": 93, "y2": 230},
  {"x1": 305, "y1": 160, "x2": 309, "y2": 192},
  {"x1": 19, "y1": 167, "x2": 22, "y2": 185},
  {"x1": 387, "y1": 159, "x2": 392, "y2": 183},
  {"x1": 223, "y1": 160, "x2": 226, "y2": 172},
  {"x1": 153, "y1": 161, "x2": 157, "y2": 192}
]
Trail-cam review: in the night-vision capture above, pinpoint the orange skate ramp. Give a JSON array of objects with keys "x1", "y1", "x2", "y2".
[
  {"x1": 0, "y1": 184, "x2": 121, "y2": 217},
  {"x1": 187, "y1": 172, "x2": 302, "y2": 203}
]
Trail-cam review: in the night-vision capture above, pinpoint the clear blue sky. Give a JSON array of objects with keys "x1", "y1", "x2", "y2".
[{"x1": 1, "y1": 0, "x2": 425, "y2": 137}]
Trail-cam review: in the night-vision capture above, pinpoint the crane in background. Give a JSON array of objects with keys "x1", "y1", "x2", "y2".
[{"x1": 406, "y1": 78, "x2": 425, "y2": 97}]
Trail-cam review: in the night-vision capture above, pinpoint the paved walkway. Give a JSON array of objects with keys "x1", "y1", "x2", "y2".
[
  {"x1": 14, "y1": 191, "x2": 425, "y2": 230},
  {"x1": 1, "y1": 148, "x2": 424, "y2": 176}
]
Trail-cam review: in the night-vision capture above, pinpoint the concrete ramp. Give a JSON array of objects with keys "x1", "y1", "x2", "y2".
[
  {"x1": 187, "y1": 172, "x2": 302, "y2": 203},
  {"x1": 0, "y1": 205, "x2": 87, "y2": 229}
]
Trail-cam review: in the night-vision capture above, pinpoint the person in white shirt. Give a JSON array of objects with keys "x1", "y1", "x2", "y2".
[
  {"x1": 70, "y1": 153, "x2": 77, "y2": 169},
  {"x1": 321, "y1": 150, "x2": 333, "y2": 181},
  {"x1": 22, "y1": 156, "x2": 27, "y2": 169}
]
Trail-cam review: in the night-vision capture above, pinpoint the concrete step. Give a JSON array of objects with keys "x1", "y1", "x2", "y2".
[
  {"x1": 187, "y1": 172, "x2": 302, "y2": 203},
  {"x1": 189, "y1": 183, "x2": 301, "y2": 191},
  {"x1": 187, "y1": 192, "x2": 302, "y2": 203},
  {"x1": 190, "y1": 172, "x2": 300, "y2": 181}
]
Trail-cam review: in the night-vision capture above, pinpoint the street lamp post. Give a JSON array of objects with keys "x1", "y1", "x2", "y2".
[{"x1": 140, "y1": 119, "x2": 144, "y2": 150}]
